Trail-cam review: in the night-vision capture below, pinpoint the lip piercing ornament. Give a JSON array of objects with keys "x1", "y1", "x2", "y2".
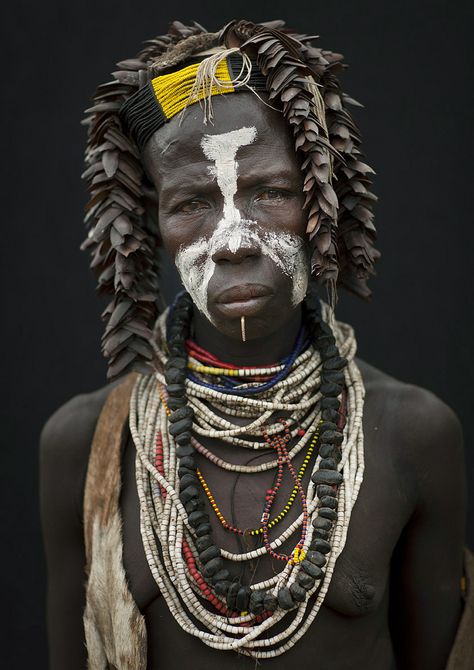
[{"x1": 240, "y1": 316, "x2": 246, "y2": 342}]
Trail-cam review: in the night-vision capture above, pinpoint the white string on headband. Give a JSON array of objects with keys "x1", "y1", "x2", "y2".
[{"x1": 181, "y1": 47, "x2": 280, "y2": 126}]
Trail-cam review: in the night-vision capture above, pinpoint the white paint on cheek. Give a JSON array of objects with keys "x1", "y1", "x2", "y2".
[{"x1": 259, "y1": 231, "x2": 309, "y2": 306}]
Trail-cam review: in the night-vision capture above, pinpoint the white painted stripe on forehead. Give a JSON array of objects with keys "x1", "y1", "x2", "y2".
[{"x1": 200, "y1": 126, "x2": 257, "y2": 221}]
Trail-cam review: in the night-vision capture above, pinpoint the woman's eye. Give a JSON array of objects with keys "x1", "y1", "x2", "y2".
[
  {"x1": 255, "y1": 189, "x2": 289, "y2": 202},
  {"x1": 178, "y1": 199, "x2": 210, "y2": 213}
]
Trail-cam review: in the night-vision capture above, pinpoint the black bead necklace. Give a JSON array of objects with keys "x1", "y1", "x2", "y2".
[{"x1": 163, "y1": 291, "x2": 348, "y2": 615}]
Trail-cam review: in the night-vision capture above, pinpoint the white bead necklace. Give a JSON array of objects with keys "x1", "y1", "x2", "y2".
[{"x1": 131, "y1": 302, "x2": 365, "y2": 657}]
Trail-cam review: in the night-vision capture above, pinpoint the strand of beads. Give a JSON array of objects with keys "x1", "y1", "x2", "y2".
[
  {"x1": 131, "y1": 293, "x2": 366, "y2": 657},
  {"x1": 260, "y1": 419, "x2": 309, "y2": 565},
  {"x1": 196, "y1": 424, "x2": 320, "y2": 535},
  {"x1": 186, "y1": 326, "x2": 308, "y2": 396}
]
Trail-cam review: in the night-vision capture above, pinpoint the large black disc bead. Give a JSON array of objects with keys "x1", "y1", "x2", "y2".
[
  {"x1": 195, "y1": 535, "x2": 213, "y2": 553},
  {"x1": 317, "y1": 321, "x2": 335, "y2": 337},
  {"x1": 316, "y1": 484, "x2": 336, "y2": 498},
  {"x1": 309, "y1": 538, "x2": 331, "y2": 554},
  {"x1": 179, "y1": 486, "x2": 199, "y2": 505},
  {"x1": 184, "y1": 498, "x2": 202, "y2": 514},
  {"x1": 203, "y1": 557, "x2": 223, "y2": 577},
  {"x1": 169, "y1": 417, "x2": 193, "y2": 436},
  {"x1": 297, "y1": 572, "x2": 315, "y2": 591},
  {"x1": 199, "y1": 545, "x2": 220, "y2": 563},
  {"x1": 179, "y1": 455, "x2": 196, "y2": 470},
  {"x1": 263, "y1": 592, "x2": 278, "y2": 612},
  {"x1": 318, "y1": 421, "x2": 337, "y2": 433},
  {"x1": 210, "y1": 569, "x2": 230, "y2": 584},
  {"x1": 319, "y1": 458, "x2": 338, "y2": 471},
  {"x1": 195, "y1": 523, "x2": 212, "y2": 537},
  {"x1": 236, "y1": 586, "x2": 251, "y2": 612},
  {"x1": 322, "y1": 408, "x2": 340, "y2": 423},
  {"x1": 176, "y1": 444, "x2": 194, "y2": 458},
  {"x1": 165, "y1": 368, "x2": 186, "y2": 385},
  {"x1": 320, "y1": 430, "x2": 344, "y2": 445},
  {"x1": 320, "y1": 397, "x2": 340, "y2": 410},
  {"x1": 179, "y1": 468, "x2": 193, "y2": 485},
  {"x1": 249, "y1": 590, "x2": 265, "y2": 615},
  {"x1": 322, "y1": 370, "x2": 345, "y2": 384},
  {"x1": 277, "y1": 587, "x2": 295, "y2": 610},
  {"x1": 167, "y1": 343, "x2": 184, "y2": 357},
  {"x1": 316, "y1": 336, "x2": 336, "y2": 350},
  {"x1": 321, "y1": 344, "x2": 339, "y2": 360},
  {"x1": 188, "y1": 511, "x2": 209, "y2": 528},
  {"x1": 167, "y1": 396, "x2": 187, "y2": 410},
  {"x1": 311, "y1": 470, "x2": 343, "y2": 486},
  {"x1": 319, "y1": 507, "x2": 337, "y2": 521},
  {"x1": 226, "y1": 582, "x2": 240, "y2": 610},
  {"x1": 301, "y1": 560, "x2": 323, "y2": 579},
  {"x1": 214, "y1": 581, "x2": 230, "y2": 597},
  {"x1": 312, "y1": 516, "x2": 333, "y2": 532},
  {"x1": 319, "y1": 443, "x2": 336, "y2": 459},
  {"x1": 306, "y1": 550, "x2": 327, "y2": 567},
  {"x1": 290, "y1": 582, "x2": 306, "y2": 603},
  {"x1": 320, "y1": 495, "x2": 338, "y2": 509},
  {"x1": 169, "y1": 406, "x2": 194, "y2": 422},
  {"x1": 166, "y1": 383, "x2": 186, "y2": 397},
  {"x1": 175, "y1": 432, "x2": 192, "y2": 447},
  {"x1": 179, "y1": 473, "x2": 198, "y2": 490},
  {"x1": 322, "y1": 356, "x2": 347, "y2": 371},
  {"x1": 166, "y1": 357, "x2": 187, "y2": 371},
  {"x1": 320, "y1": 383, "x2": 342, "y2": 397}
]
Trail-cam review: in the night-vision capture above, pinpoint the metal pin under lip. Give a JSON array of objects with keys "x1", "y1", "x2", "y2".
[{"x1": 240, "y1": 316, "x2": 246, "y2": 342}]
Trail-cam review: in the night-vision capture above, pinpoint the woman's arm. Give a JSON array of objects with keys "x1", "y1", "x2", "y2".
[
  {"x1": 39, "y1": 393, "x2": 105, "y2": 670},
  {"x1": 389, "y1": 385, "x2": 467, "y2": 669}
]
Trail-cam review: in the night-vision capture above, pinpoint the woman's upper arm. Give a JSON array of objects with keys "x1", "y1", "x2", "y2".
[
  {"x1": 389, "y1": 385, "x2": 467, "y2": 670},
  {"x1": 39, "y1": 394, "x2": 101, "y2": 670}
]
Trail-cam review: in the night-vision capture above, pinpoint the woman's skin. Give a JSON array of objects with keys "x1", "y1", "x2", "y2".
[{"x1": 40, "y1": 93, "x2": 467, "y2": 670}]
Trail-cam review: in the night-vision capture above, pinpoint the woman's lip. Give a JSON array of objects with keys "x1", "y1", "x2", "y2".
[
  {"x1": 213, "y1": 294, "x2": 273, "y2": 318},
  {"x1": 215, "y1": 284, "x2": 273, "y2": 304}
]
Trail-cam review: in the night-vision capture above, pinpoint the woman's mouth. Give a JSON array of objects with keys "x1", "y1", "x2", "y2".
[{"x1": 214, "y1": 284, "x2": 273, "y2": 317}]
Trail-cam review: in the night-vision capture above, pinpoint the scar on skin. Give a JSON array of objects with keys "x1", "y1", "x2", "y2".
[{"x1": 159, "y1": 139, "x2": 179, "y2": 156}]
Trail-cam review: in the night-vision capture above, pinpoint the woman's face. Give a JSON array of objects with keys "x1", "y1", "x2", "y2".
[{"x1": 143, "y1": 93, "x2": 310, "y2": 341}]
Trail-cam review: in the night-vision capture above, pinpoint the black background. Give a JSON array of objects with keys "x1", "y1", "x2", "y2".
[{"x1": 2, "y1": 0, "x2": 473, "y2": 666}]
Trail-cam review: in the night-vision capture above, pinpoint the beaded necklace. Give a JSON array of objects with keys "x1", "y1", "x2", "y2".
[
  {"x1": 131, "y1": 292, "x2": 365, "y2": 657},
  {"x1": 196, "y1": 424, "x2": 320, "y2": 537}
]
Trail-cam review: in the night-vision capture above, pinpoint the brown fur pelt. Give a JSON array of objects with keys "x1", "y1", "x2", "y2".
[
  {"x1": 83, "y1": 373, "x2": 147, "y2": 668},
  {"x1": 82, "y1": 19, "x2": 380, "y2": 380}
]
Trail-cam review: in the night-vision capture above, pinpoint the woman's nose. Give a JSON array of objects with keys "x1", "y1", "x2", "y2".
[{"x1": 211, "y1": 239, "x2": 261, "y2": 264}]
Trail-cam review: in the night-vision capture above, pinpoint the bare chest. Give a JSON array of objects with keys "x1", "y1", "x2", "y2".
[{"x1": 119, "y1": 395, "x2": 413, "y2": 622}]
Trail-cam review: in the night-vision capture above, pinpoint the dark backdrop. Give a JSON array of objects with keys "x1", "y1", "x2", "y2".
[{"x1": 2, "y1": 0, "x2": 473, "y2": 666}]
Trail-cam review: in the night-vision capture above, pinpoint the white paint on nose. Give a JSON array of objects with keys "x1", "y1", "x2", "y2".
[{"x1": 201, "y1": 126, "x2": 257, "y2": 254}]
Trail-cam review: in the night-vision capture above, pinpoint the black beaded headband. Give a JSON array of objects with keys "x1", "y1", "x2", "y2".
[{"x1": 119, "y1": 52, "x2": 268, "y2": 152}]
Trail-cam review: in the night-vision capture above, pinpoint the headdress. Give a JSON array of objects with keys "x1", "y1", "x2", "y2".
[{"x1": 82, "y1": 20, "x2": 380, "y2": 379}]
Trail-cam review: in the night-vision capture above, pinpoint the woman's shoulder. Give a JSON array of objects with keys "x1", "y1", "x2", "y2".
[
  {"x1": 39, "y1": 380, "x2": 126, "y2": 508},
  {"x1": 355, "y1": 356, "x2": 464, "y2": 484},
  {"x1": 355, "y1": 355, "x2": 462, "y2": 428}
]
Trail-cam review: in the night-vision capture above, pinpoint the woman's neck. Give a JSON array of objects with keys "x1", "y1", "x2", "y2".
[{"x1": 191, "y1": 306, "x2": 303, "y2": 366}]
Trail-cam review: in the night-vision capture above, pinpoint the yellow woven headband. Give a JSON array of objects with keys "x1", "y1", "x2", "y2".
[{"x1": 119, "y1": 51, "x2": 267, "y2": 151}]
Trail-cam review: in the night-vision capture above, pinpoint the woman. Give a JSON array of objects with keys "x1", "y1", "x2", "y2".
[{"x1": 40, "y1": 19, "x2": 471, "y2": 669}]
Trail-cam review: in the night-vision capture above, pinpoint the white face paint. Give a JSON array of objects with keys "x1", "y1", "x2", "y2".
[{"x1": 175, "y1": 126, "x2": 308, "y2": 322}]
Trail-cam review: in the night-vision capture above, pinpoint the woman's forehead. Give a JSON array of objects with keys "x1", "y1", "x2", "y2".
[{"x1": 143, "y1": 93, "x2": 293, "y2": 173}]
